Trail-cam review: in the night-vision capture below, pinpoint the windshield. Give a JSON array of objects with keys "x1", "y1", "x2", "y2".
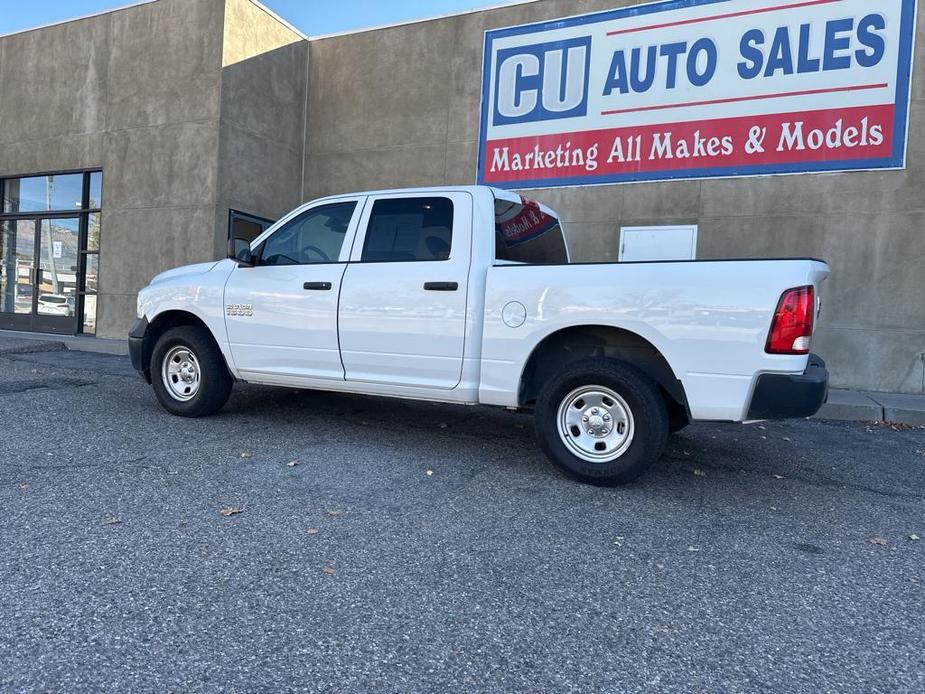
[{"x1": 494, "y1": 194, "x2": 569, "y2": 265}]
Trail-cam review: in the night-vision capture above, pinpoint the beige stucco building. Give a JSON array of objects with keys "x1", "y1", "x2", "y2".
[{"x1": 0, "y1": 0, "x2": 922, "y2": 394}]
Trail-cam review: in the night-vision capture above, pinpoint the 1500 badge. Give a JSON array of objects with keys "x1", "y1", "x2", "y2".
[{"x1": 226, "y1": 304, "x2": 253, "y2": 317}]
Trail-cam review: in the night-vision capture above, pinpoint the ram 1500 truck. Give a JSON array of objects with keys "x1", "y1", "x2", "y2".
[{"x1": 130, "y1": 186, "x2": 829, "y2": 486}]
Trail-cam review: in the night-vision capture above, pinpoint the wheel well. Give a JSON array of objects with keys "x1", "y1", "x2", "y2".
[
  {"x1": 518, "y1": 325, "x2": 690, "y2": 424},
  {"x1": 141, "y1": 311, "x2": 218, "y2": 377}
]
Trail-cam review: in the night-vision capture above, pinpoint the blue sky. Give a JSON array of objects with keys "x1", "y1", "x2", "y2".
[{"x1": 0, "y1": 0, "x2": 527, "y2": 36}]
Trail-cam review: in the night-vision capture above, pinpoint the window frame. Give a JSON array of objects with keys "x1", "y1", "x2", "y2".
[
  {"x1": 349, "y1": 194, "x2": 457, "y2": 265},
  {"x1": 228, "y1": 209, "x2": 274, "y2": 243},
  {"x1": 0, "y1": 168, "x2": 102, "y2": 335},
  {"x1": 254, "y1": 199, "x2": 363, "y2": 267}
]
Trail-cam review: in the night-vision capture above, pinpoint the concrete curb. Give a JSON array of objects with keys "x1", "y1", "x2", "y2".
[
  {"x1": 815, "y1": 389, "x2": 925, "y2": 427},
  {"x1": 816, "y1": 391, "x2": 884, "y2": 423}
]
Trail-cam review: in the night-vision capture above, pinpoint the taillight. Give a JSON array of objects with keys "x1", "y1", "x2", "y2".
[{"x1": 766, "y1": 286, "x2": 815, "y2": 355}]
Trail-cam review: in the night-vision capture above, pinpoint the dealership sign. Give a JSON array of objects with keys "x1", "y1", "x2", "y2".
[{"x1": 477, "y1": 0, "x2": 916, "y2": 188}]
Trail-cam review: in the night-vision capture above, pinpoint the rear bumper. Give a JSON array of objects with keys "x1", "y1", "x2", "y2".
[
  {"x1": 746, "y1": 354, "x2": 829, "y2": 421},
  {"x1": 128, "y1": 317, "x2": 150, "y2": 382}
]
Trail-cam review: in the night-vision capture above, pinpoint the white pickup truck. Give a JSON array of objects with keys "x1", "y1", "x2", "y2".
[{"x1": 131, "y1": 186, "x2": 829, "y2": 486}]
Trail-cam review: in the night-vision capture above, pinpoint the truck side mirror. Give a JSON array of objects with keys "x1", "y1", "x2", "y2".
[{"x1": 228, "y1": 237, "x2": 257, "y2": 267}]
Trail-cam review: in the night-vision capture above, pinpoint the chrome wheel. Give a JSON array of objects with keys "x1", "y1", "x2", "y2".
[
  {"x1": 556, "y1": 385, "x2": 635, "y2": 463},
  {"x1": 161, "y1": 345, "x2": 201, "y2": 402}
]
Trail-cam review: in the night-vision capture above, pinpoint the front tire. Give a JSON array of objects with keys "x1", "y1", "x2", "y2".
[
  {"x1": 150, "y1": 326, "x2": 232, "y2": 417},
  {"x1": 535, "y1": 359, "x2": 668, "y2": 486}
]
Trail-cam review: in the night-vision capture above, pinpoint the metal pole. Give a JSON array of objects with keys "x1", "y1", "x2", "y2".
[{"x1": 44, "y1": 176, "x2": 60, "y2": 295}]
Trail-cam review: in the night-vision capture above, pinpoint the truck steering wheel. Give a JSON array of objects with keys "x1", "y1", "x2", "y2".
[{"x1": 301, "y1": 245, "x2": 331, "y2": 263}]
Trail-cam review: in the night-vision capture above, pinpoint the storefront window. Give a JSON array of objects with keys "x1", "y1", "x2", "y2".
[
  {"x1": 2, "y1": 173, "x2": 85, "y2": 214},
  {"x1": 88, "y1": 172, "x2": 103, "y2": 209},
  {"x1": 0, "y1": 171, "x2": 102, "y2": 335}
]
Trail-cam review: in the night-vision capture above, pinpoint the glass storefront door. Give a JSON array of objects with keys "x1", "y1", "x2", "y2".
[
  {"x1": 0, "y1": 171, "x2": 102, "y2": 335},
  {"x1": 0, "y1": 217, "x2": 80, "y2": 333}
]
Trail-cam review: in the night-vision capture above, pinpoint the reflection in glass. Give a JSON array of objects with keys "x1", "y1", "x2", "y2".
[
  {"x1": 1, "y1": 171, "x2": 104, "y2": 332},
  {"x1": 88, "y1": 172, "x2": 103, "y2": 209},
  {"x1": 2, "y1": 174, "x2": 84, "y2": 214},
  {"x1": 0, "y1": 219, "x2": 36, "y2": 314},
  {"x1": 81, "y1": 295, "x2": 97, "y2": 335},
  {"x1": 36, "y1": 218, "x2": 80, "y2": 317},
  {"x1": 88, "y1": 213, "x2": 101, "y2": 251},
  {"x1": 84, "y1": 253, "x2": 99, "y2": 293}
]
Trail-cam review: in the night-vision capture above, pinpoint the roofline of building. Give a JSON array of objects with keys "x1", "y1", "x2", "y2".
[
  {"x1": 305, "y1": 0, "x2": 541, "y2": 40},
  {"x1": 0, "y1": 0, "x2": 541, "y2": 43},
  {"x1": 246, "y1": 0, "x2": 309, "y2": 40},
  {"x1": 0, "y1": 0, "x2": 158, "y2": 40}
]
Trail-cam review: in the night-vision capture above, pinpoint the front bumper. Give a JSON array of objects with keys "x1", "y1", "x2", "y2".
[
  {"x1": 128, "y1": 317, "x2": 151, "y2": 383},
  {"x1": 746, "y1": 354, "x2": 829, "y2": 421}
]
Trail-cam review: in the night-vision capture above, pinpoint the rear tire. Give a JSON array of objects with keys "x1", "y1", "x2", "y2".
[
  {"x1": 150, "y1": 326, "x2": 232, "y2": 417},
  {"x1": 535, "y1": 358, "x2": 668, "y2": 486}
]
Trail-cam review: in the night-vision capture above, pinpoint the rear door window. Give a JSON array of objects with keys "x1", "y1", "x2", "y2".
[
  {"x1": 494, "y1": 195, "x2": 568, "y2": 265},
  {"x1": 360, "y1": 197, "x2": 454, "y2": 263}
]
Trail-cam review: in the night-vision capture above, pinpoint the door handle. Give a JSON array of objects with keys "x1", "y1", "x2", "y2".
[
  {"x1": 303, "y1": 282, "x2": 332, "y2": 291},
  {"x1": 423, "y1": 282, "x2": 458, "y2": 292}
]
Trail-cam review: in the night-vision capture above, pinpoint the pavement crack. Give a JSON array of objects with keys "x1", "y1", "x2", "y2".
[{"x1": 0, "y1": 378, "x2": 97, "y2": 396}]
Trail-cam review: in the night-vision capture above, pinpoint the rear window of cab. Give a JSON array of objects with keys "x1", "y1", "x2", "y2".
[{"x1": 494, "y1": 195, "x2": 568, "y2": 265}]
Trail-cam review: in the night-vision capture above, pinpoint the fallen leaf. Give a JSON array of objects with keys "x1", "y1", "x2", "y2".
[
  {"x1": 782, "y1": 437, "x2": 792, "y2": 442},
  {"x1": 322, "y1": 567, "x2": 336, "y2": 575},
  {"x1": 240, "y1": 452, "x2": 253, "y2": 459},
  {"x1": 693, "y1": 469, "x2": 706, "y2": 477},
  {"x1": 772, "y1": 474, "x2": 785, "y2": 480},
  {"x1": 306, "y1": 528, "x2": 319, "y2": 535},
  {"x1": 326, "y1": 510, "x2": 344, "y2": 517},
  {"x1": 770, "y1": 506, "x2": 778, "y2": 511},
  {"x1": 869, "y1": 537, "x2": 888, "y2": 546},
  {"x1": 910, "y1": 534, "x2": 921, "y2": 541},
  {"x1": 220, "y1": 506, "x2": 244, "y2": 517},
  {"x1": 103, "y1": 517, "x2": 122, "y2": 526},
  {"x1": 287, "y1": 460, "x2": 300, "y2": 468}
]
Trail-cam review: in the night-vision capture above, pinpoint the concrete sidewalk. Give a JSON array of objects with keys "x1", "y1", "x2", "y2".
[
  {"x1": 2, "y1": 330, "x2": 923, "y2": 426},
  {"x1": 0, "y1": 330, "x2": 127, "y2": 356}
]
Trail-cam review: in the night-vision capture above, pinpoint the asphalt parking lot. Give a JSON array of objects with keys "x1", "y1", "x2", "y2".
[{"x1": 1, "y1": 344, "x2": 923, "y2": 693}]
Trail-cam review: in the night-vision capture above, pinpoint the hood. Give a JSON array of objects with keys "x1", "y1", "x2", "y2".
[{"x1": 149, "y1": 261, "x2": 221, "y2": 286}]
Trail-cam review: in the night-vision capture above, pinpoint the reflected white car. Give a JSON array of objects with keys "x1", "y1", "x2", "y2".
[{"x1": 38, "y1": 294, "x2": 75, "y2": 316}]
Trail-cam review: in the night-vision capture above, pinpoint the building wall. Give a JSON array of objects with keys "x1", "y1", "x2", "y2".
[
  {"x1": 302, "y1": 0, "x2": 925, "y2": 395},
  {"x1": 0, "y1": 0, "x2": 228, "y2": 339},
  {"x1": 215, "y1": 0, "x2": 307, "y2": 249},
  {"x1": 1, "y1": 0, "x2": 922, "y2": 395},
  {"x1": 0, "y1": 0, "x2": 308, "y2": 340}
]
